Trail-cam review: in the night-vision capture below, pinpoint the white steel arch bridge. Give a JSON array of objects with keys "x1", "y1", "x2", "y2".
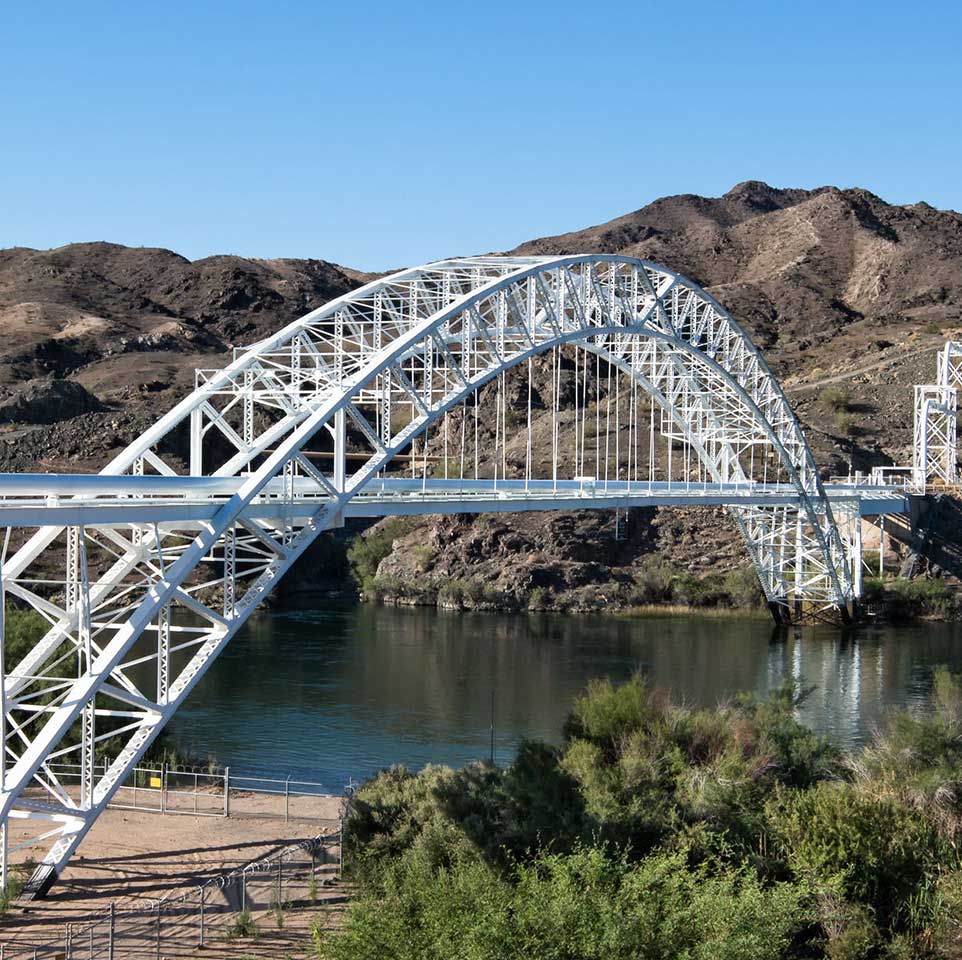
[{"x1": 0, "y1": 255, "x2": 911, "y2": 896}]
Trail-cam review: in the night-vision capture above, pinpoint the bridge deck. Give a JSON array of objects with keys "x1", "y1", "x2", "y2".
[{"x1": 0, "y1": 475, "x2": 910, "y2": 526}]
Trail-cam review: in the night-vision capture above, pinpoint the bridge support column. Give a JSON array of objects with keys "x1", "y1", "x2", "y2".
[
  {"x1": 328, "y1": 408, "x2": 347, "y2": 529},
  {"x1": 333, "y1": 409, "x2": 346, "y2": 492},
  {"x1": 767, "y1": 600, "x2": 789, "y2": 626}
]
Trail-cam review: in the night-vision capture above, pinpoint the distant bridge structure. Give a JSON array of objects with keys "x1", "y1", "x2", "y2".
[{"x1": 0, "y1": 255, "x2": 943, "y2": 895}]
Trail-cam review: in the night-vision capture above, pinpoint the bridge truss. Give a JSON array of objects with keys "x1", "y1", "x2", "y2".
[
  {"x1": 914, "y1": 341, "x2": 962, "y2": 487},
  {"x1": 0, "y1": 254, "x2": 876, "y2": 894}
]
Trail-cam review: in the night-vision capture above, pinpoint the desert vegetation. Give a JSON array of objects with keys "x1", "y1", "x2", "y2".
[{"x1": 322, "y1": 672, "x2": 962, "y2": 959}]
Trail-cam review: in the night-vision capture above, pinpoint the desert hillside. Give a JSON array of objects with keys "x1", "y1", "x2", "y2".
[{"x1": 2, "y1": 182, "x2": 960, "y2": 608}]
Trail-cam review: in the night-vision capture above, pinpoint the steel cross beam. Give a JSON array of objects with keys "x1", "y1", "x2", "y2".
[{"x1": 0, "y1": 255, "x2": 867, "y2": 894}]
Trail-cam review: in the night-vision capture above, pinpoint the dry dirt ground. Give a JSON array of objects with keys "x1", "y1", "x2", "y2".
[{"x1": 0, "y1": 796, "x2": 346, "y2": 958}]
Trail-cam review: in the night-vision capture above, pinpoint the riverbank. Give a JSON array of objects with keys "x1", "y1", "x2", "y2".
[{"x1": 320, "y1": 513, "x2": 962, "y2": 623}]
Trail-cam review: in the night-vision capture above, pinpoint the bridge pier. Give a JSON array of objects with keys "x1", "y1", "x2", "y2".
[{"x1": 767, "y1": 600, "x2": 789, "y2": 626}]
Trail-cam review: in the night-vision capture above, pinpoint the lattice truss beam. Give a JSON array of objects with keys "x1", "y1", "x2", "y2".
[
  {"x1": 914, "y1": 341, "x2": 962, "y2": 488},
  {"x1": 0, "y1": 255, "x2": 854, "y2": 892}
]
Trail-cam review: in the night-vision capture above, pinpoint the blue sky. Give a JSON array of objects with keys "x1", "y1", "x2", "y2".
[{"x1": 2, "y1": 0, "x2": 960, "y2": 271}]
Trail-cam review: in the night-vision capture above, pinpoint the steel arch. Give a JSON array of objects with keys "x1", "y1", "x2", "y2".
[{"x1": 0, "y1": 255, "x2": 853, "y2": 893}]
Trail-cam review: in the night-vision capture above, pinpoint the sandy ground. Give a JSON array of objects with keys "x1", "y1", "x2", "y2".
[{"x1": 0, "y1": 794, "x2": 345, "y2": 956}]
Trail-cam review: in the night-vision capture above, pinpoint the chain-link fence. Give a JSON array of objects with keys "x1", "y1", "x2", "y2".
[{"x1": 0, "y1": 830, "x2": 340, "y2": 959}]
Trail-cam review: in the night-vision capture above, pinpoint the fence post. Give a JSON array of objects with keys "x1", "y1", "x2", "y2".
[
  {"x1": 241, "y1": 870, "x2": 246, "y2": 913},
  {"x1": 108, "y1": 901, "x2": 115, "y2": 960},
  {"x1": 161, "y1": 762, "x2": 168, "y2": 815},
  {"x1": 199, "y1": 885, "x2": 205, "y2": 947},
  {"x1": 284, "y1": 775, "x2": 290, "y2": 822},
  {"x1": 224, "y1": 766, "x2": 230, "y2": 818},
  {"x1": 339, "y1": 816, "x2": 344, "y2": 876},
  {"x1": 65, "y1": 922, "x2": 71, "y2": 959}
]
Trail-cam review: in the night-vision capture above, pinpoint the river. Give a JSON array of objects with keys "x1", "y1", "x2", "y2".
[{"x1": 163, "y1": 605, "x2": 962, "y2": 791}]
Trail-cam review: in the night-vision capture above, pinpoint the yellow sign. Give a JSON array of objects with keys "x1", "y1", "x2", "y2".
[{"x1": 149, "y1": 776, "x2": 162, "y2": 788}]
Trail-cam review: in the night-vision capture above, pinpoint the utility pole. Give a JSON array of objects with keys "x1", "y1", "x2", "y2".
[{"x1": 489, "y1": 690, "x2": 495, "y2": 765}]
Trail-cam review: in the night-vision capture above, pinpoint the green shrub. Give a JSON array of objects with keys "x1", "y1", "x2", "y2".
[
  {"x1": 886, "y1": 577, "x2": 954, "y2": 619},
  {"x1": 558, "y1": 676, "x2": 839, "y2": 856},
  {"x1": 411, "y1": 544, "x2": 434, "y2": 572},
  {"x1": 673, "y1": 571, "x2": 728, "y2": 607},
  {"x1": 0, "y1": 866, "x2": 25, "y2": 918},
  {"x1": 833, "y1": 410, "x2": 859, "y2": 436},
  {"x1": 629, "y1": 558, "x2": 675, "y2": 604},
  {"x1": 322, "y1": 846, "x2": 812, "y2": 960},
  {"x1": 4, "y1": 604, "x2": 48, "y2": 664},
  {"x1": 852, "y1": 667, "x2": 962, "y2": 842},
  {"x1": 226, "y1": 908, "x2": 259, "y2": 940},
  {"x1": 527, "y1": 586, "x2": 548, "y2": 610},
  {"x1": 367, "y1": 575, "x2": 437, "y2": 605},
  {"x1": 821, "y1": 386, "x2": 852, "y2": 411},
  {"x1": 437, "y1": 579, "x2": 468, "y2": 607},
  {"x1": 332, "y1": 673, "x2": 962, "y2": 957},
  {"x1": 770, "y1": 782, "x2": 945, "y2": 932},
  {"x1": 346, "y1": 519, "x2": 416, "y2": 594},
  {"x1": 723, "y1": 566, "x2": 766, "y2": 608},
  {"x1": 629, "y1": 562, "x2": 764, "y2": 610},
  {"x1": 818, "y1": 896, "x2": 880, "y2": 960}
]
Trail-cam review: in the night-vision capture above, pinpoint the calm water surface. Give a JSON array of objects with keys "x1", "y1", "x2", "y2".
[{"x1": 164, "y1": 605, "x2": 962, "y2": 790}]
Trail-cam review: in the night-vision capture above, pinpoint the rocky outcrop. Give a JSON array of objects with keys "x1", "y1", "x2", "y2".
[{"x1": 0, "y1": 379, "x2": 105, "y2": 424}]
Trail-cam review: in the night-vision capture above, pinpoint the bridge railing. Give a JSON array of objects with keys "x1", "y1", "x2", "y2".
[{"x1": 827, "y1": 468, "x2": 919, "y2": 493}]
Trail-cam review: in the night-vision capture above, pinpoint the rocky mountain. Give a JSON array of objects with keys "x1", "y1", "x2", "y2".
[
  {"x1": 379, "y1": 182, "x2": 962, "y2": 609},
  {"x1": 2, "y1": 183, "x2": 961, "y2": 609},
  {"x1": 0, "y1": 243, "x2": 370, "y2": 471}
]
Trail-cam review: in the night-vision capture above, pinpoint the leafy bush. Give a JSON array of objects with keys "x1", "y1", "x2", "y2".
[
  {"x1": 526, "y1": 586, "x2": 548, "y2": 610},
  {"x1": 852, "y1": 668, "x2": 962, "y2": 839},
  {"x1": 630, "y1": 558, "x2": 675, "y2": 604},
  {"x1": 225, "y1": 908, "x2": 259, "y2": 940},
  {"x1": 629, "y1": 562, "x2": 765, "y2": 610},
  {"x1": 887, "y1": 577, "x2": 954, "y2": 620},
  {"x1": 411, "y1": 544, "x2": 434, "y2": 572},
  {"x1": 437, "y1": 579, "x2": 468, "y2": 607},
  {"x1": 367, "y1": 574, "x2": 437, "y2": 605},
  {"x1": 723, "y1": 566, "x2": 766, "y2": 608},
  {"x1": 4, "y1": 604, "x2": 48, "y2": 663},
  {"x1": 334, "y1": 674, "x2": 962, "y2": 958},
  {"x1": 821, "y1": 386, "x2": 852, "y2": 411},
  {"x1": 770, "y1": 782, "x2": 945, "y2": 932},
  {"x1": 323, "y1": 847, "x2": 812, "y2": 960},
  {"x1": 833, "y1": 410, "x2": 859, "y2": 436},
  {"x1": 346, "y1": 519, "x2": 415, "y2": 595},
  {"x1": 673, "y1": 571, "x2": 729, "y2": 607},
  {"x1": 559, "y1": 676, "x2": 839, "y2": 855}
]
